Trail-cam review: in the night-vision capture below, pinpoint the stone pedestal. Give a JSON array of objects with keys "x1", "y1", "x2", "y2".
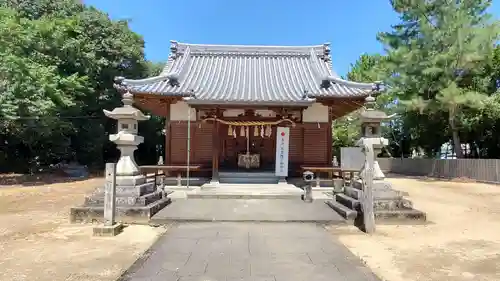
[
  {"x1": 70, "y1": 176, "x2": 171, "y2": 224},
  {"x1": 278, "y1": 177, "x2": 288, "y2": 185},
  {"x1": 350, "y1": 179, "x2": 426, "y2": 222},
  {"x1": 93, "y1": 223, "x2": 124, "y2": 237},
  {"x1": 327, "y1": 179, "x2": 426, "y2": 223}
]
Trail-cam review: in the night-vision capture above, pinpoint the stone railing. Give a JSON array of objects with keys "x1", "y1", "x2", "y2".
[{"x1": 377, "y1": 158, "x2": 500, "y2": 183}]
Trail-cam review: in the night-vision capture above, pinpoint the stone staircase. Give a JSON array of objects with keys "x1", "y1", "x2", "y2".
[
  {"x1": 326, "y1": 179, "x2": 426, "y2": 223},
  {"x1": 187, "y1": 183, "x2": 304, "y2": 200},
  {"x1": 70, "y1": 179, "x2": 172, "y2": 224},
  {"x1": 218, "y1": 171, "x2": 280, "y2": 184}
]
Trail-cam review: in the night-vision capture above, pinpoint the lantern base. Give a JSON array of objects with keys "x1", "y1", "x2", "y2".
[
  {"x1": 70, "y1": 176, "x2": 171, "y2": 224},
  {"x1": 327, "y1": 179, "x2": 426, "y2": 224}
]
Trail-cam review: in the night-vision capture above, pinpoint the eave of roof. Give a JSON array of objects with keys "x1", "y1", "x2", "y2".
[{"x1": 114, "y1": 41, "x2": 379, "y2": 104}]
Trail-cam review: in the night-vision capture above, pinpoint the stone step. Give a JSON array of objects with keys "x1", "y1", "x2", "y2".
[
  {"x1": 149, "y1": 199, "x2": 347, "y2": 224},
  {"x1": 219, "y1": 172, "x2": 278, "y2": 178},
  {"x1": 349, "y1": 181, "x2": 409, "y2": 199},
  {"x1": 70, "y1": 197, "x2": 172, "y2": 224},
  {"x1": 344, "y1": 185, "x2": 362, "y2": 200},
  {"x1": 335, "y1": 193, "x2": 360, "y2": 210},
  {"x1": 162, "y1": 177, "x2": 210, "y2": 187},
  {"x1": 219, "y1": 177, "x2": 279, "y2": 184},
  {"x1": 186, "y1": 188, "x2": 303, "y2": 200},
  {"x1": 93, "y1": 182, "x2": 155, "y2": 197},
  {"x1": 336, "y1": 192, "x2": 413, "y2": 211},
  {"x1": 84, "y1": 190, "x2": 164, "y2": 207},
  {"x1": 325, "y1": 200, "x2": 358, "y2": 220},
  {"x1": 375, "y1": 209, "x2": 427, "y2": 223},
  {"x1": 374, "y1": 198, "x2": 414, "y2": 210},
  {"x1": 203, "y1": 183, "x2": 298, "y2": 189},
  {"x1": 187, "y1": 193, "x2": 302, "y2": 200},
  {"x1": 352, "y1": 180, "x2": 363, "y2": 190}
]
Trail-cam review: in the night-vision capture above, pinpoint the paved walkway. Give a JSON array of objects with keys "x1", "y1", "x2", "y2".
[
  {"x1": 150, "y1": 199, "x2": 345, "y2": 224},
  {"x1": 120, "y1": 222, "x2": 380, "y2": 281}
]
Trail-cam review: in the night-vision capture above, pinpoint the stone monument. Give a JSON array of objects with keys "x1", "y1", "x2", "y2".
[
  {"x1": 327, "y1": 94, "x2": 426, "y2": 223},
  {"x1": 70, "y1": 91, "x2": 171, "y2": 224},
  {"x1": 93, "y1": 163, "x2": 124, "y2": 236}
]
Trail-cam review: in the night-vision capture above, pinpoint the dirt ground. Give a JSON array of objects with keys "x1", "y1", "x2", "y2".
[
  {"x1": 2, "y1": 174, "x2": 500, "y2": 281},
  {"x1": 0, "y1": 175, "x2": 166, "y2": 281},
  {"x1": 330, "y1": 176, "x2": 500, "y2": 281}
]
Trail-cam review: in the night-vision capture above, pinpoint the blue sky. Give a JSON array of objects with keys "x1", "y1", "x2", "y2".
[{"x1": 84, "y1": 0, "x2": 500, "y2": 77}]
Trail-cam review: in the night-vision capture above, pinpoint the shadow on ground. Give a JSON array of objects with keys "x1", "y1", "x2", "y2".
[{"x1": 0, "y1": 173, "x2": 102, "y2": 187}]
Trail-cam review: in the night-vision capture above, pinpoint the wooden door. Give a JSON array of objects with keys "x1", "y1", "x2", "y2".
[
  {"x1": 248, "y1": 126, "x2": 275, "y2": 170},
  {"x1": 219, "y1": 125, "x2": 276, "y2": 170},
  {"x1": 220, "y1": 124, "x2": 247, "y2": 169}
]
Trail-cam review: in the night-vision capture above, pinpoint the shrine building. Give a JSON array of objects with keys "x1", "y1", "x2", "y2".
[{"x1": 114, "y1": 41, "x2": 380, "y2": 183}]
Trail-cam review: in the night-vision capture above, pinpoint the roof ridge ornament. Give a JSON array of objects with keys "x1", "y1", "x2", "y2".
[
  {"x1": 372, "y1": 81, "x2": 383, "y2": 92},
  {"x1": 323, "y1": 42, "x2": 331, "y2": 62},
  {"x1": 113, "y1": 76, "x2": 128, "y2": 93},
  {"x1": 302, "y1": 89, "x2": 310, "y2": 100},
  {"x1": 170, "y1": 40, "x2": 179, "y2": 58}
]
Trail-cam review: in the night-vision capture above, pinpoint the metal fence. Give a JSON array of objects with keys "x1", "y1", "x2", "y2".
[{"x1": 377, "y1": 158, "x2": 500, "y2": 183}]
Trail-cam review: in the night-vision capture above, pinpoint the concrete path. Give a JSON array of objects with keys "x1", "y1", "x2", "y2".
[
  {"x1": 150, "y1": 199, "x2": 345, "y2": 224},
  {"x1": 119, "y1": 222, "x2": 381, "y2": 281}
]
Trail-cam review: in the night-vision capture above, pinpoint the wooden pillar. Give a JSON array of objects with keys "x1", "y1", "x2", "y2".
[
  {"x1": 327, "y1": 106, "x2": 333, "y2": 167},
  {"x1": 164, "y1": 117, "x2": 171, "y2": 165},
  {"x1": 158, "y1": 99, "x2": 171, "y2": 166},
  {"x1": 211, "y1": 121, "x2": 220, "y2": 183}
]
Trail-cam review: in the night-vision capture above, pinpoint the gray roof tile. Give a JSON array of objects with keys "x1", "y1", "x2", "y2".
[{"x1": 118, "y1": 41, "x2": 376, "y2": 104}]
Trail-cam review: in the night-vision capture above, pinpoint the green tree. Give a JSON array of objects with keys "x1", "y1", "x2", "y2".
[
  {"x1": 0, "y1": 0, "x2": 83, "y2": 19},
  {"x1": 0, "y1": 1, "x2": 150, "y2": 172},
  {"x1": 332, "y1": 53, "x2": 391, "y2": 157},
  {"x1": 347, "y1": 54, "x2": 388, "y2": 83},
  {"x1": 379, "y1": 0, "x2": 499, "y2": 158}
]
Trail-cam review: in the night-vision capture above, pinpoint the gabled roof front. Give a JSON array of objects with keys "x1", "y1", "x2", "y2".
[{"x1": 115, "y1": 41, "x2": 379, "y2": 106}]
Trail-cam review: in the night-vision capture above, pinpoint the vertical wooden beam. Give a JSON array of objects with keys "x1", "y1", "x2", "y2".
[
  {"x1": 190, "y1": 120, "x2": 197, "y2": 164},
  {"x1": 164, "y1": 103, "x2": 171, "y2": 165},
  {"x1": 327, "y1": 106, "x2": 333, "y2": 166},
  {"x1": 212, "y1": 120, "x2": 220, "y2": 182}
]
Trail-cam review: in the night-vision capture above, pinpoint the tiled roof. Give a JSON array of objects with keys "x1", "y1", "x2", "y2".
[{"x1": 116, "y1": 41, "x2": 377, "y2": 105}]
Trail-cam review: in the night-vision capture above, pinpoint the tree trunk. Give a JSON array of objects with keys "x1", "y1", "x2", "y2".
[{"x1": 449, "y1": 117, "x2": 463, "y2": 158}]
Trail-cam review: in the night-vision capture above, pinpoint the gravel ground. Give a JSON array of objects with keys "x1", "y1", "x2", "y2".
[
  {"x1": 0, "y1": 176, "x2": 166, "y2": 281},
  {"x1": 329, "y1": 176, "x2": 500, "y2": 281}
]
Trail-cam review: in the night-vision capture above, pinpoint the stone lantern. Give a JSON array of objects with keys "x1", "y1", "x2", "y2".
[
  {"x1": 103, "y1": 92, "x2": 149, "y2": 181},
  {"x1": 324, "y1": 93, "x2": 427, "y2": 223},
  {"x1": 70, "y1": 91, "x2": 171, "y2": 224},
  {"x1": 355, "y1": 95, "x2": 391, "y2": 180},
  {"x1": 354, "y1": 94, "x2": 420, "y2": 207}
]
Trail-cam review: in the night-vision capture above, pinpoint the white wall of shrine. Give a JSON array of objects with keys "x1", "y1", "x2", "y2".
[
  {"x1": 170, "y1": 101, "x2": 197, "y2": 121},
  {"x1": 302, "y1": 102, "x2": 329, "y2": 122}
]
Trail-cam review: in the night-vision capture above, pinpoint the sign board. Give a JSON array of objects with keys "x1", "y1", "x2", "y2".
[
  {"x1": 275, "y1": 127, "x2": 290, "y2": 177},
  {"x1": 341, "y1": 147, "x2": 364, "y2": 171}
]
